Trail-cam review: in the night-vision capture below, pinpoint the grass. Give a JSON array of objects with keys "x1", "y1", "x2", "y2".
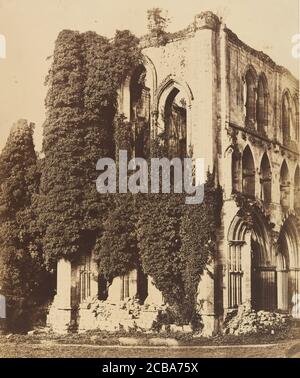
[
  {"x1": 0, "y1": 340, "x2": 298, "y2": 358},
  {"x1": 0, "y1": 326, "x2": 299, "y2": 358}
]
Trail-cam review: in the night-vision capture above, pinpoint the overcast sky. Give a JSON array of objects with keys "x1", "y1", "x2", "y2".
[{"x1": 0, "y1": 0, "x2": 299, "y2": 152}]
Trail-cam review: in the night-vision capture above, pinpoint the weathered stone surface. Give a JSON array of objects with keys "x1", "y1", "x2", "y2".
[
  {"x1": 76, "y1": 297, "x2": 164, "y2": 333},
  {"x1": 148, "y1": 338, "x2": 179, "y2": 347},
  {"x1": 119, "y1": 337, "x2": 140, "y2": 346}
]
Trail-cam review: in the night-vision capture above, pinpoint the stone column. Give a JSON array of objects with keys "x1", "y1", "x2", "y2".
[
  {"x1": 241, "y1": 232, "x2": 252, "y2": 304},
  {"x1": 277, "y1": 270, "x2": 289, "y2": 311},
  {"x1": 90, "y1": 257, "x2": 98, "y2": 299},
  {"x1": 223, "y1": 148, "x2": 234, "y2": 199},
  {"x1": 47, "y1": 258, "x2": 72, "y2": 333},
  {"x1": 0, "y1": 294, "x2": 6, "y2": 334},
  {"x1": 197, "y1": 265, "x2": 216, "y2": 336},
  {"x1": 107, "y1": 276, "x2": 121, "y2": 303},
  {"x1": 128, "y1": 269, "x2": 138, "y2": 298},
  {"x1": 145, "y1": 276, "x2": 164, "y2": 306},
  {"x1": 107, "y1": 270, "x2": 139, "y2": 303}
]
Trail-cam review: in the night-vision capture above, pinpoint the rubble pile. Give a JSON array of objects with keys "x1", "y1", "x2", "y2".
[{"x1": 224, "y1": 302, "x2": 289, "y2": 336}]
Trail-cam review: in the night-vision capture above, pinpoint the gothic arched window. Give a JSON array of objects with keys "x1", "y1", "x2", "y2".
[
  {"x1": 260, "y1": 153, "x2": 272, "y2": 204},
  {"x1": 293, "y1": 96, "x2": 299, "y2": 142},
  {"x1": 280, "y1": 160, "x2": 290, "y2": 209},
  {"x1": 130, "y1": 65, "x2": 151, "y2": 158},
  {"x1": 242, "y1": 146, "x2": 256, "y2": 197},
  {"x1": 282, "y1": 92, "x2": 291, "y2": 145},
  {"x1": 294, "y1": 165, "x2": 300, "y2": 211},
  {"x1": 245, "y1": 69, "x2": 256, "y2": 127},
  {"x1": 164, "y1": 88, "x2": 187, "y2": 159},
  {"x1": 256, "y1": 75, "x2": 268, "y2": 134}
]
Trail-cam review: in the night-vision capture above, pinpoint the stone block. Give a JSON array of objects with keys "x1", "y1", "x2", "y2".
[
  {"x1": 119, "y1": 337, "x2": 140, "y2": 346},
  {"x1": 148, "y1": 338, "x2": 179, "y2": 347}
]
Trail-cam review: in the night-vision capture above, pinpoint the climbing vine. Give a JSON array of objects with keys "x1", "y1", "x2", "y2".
[
  {"x1": 39, "y1": 29, "x2": 142, "y2": 267},
  {"x1": 94, "y1": 114, "x2": 137, "y2": 282}
]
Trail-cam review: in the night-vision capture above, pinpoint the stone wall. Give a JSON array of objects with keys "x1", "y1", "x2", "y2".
[{"x1": 47, "y1": 11, "x2": 299, "y2": 336}]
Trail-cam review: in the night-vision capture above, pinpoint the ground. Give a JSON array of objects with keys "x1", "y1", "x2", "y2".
[
  {"x1": 0, "y1": 341, "x2": 299, "y2": 358},
  {"x1": 0, "y1": 332, "x2": 300, "y2": 358}
]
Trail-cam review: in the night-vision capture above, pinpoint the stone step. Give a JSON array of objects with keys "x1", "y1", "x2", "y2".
[
  {"x1": 290, "y1": 319, "x2": 300, "y2": 328},
  {"x1": 290, "y1": 328, "x2": 300, "y2": 338}
]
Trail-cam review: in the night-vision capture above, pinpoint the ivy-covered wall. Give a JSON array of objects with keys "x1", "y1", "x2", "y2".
[{"x1": 38, "y1": 29, "x2": 142, "y2": 268}]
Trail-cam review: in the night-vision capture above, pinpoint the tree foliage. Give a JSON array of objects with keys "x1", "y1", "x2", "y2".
[
  {"x1": 147, "y1": 8, "x2": 170, "y2": 46},
  {"x1": 0, "y1": 120, "x2": 49, "y2": 331}
]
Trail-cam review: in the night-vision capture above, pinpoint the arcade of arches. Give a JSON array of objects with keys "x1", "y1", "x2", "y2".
[{"x1": 227, "y1": 212, "x2": 300, "y2": 318}]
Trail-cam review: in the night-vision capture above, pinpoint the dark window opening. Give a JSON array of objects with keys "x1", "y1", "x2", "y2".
[
  {"x1": 260, "y1": 153, "x2": 272, "y2": 204},
  {"x1": 242, "y1": 146, "x2": 255, "y2": 197}
]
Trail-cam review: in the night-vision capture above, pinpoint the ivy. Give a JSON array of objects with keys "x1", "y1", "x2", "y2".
[
  {"x1": 137, "y1": 193, "x2": 185, "y2": 310},
  {"x1": 38, "y1": 29, "x2": 142, "y2": 267},
  {"x1": 94, "y1": 114, "x2": 137, "y2": 282},
  {"x1": 180, "y1": 172, "x2": 223, "y2": 323}
]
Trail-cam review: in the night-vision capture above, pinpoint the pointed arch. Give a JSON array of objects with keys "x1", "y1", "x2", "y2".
[
  {"x1": 294, "y1": 165, "x2": 300, "y2": 210},
  {"x1": 256, "y1": 73, "x2": 269, "y2": 134},
  {"x1": 281, "y1": 90, "x2": 292, "y2": 145},
  {"x1": 292, "y1": 95, "x2": 299, "y2": 142},
  {"x1": 232, "y1": 147, "x2": 241, "y2": 193},
  {"x1": 244, "y1": 67, "x2": 257, "y2": 126},
  {"x1": 277, "y1": 215, "x2": 300, "y2": 316},
  {"x1": 227, "y1": 215, "x2": 249, "y2": 309},
  {"x1": 143, "y1": 55, "x2": 158, "y2": 99},
  {"x1": 228, "y1": 215, "x2": 249, "y2": 242},
  {"x1": 155, "y1": 76, "x2": 194, "y2": 112},
  {"x1": 280, "y1": 160, "x2": 290, "y2": 209},
  {"x1": 227, "y1": 209, "x2": 274, "y2": 310},
  {"x1": 279, "y1": 216, "x2": 300, "y2": 270},
  {"x1": 260, "y1": 152, "x2": 272, "y2": 204},
  {"x1": 242, "y1": 145, "x2": 256, "y2": 197},
  {"x1": 250, "y1": 209, "x2": 277, "y2": 311},
  {"x1": 155, "y1": 77, "x2": 193, "y2": 158},
  {"x1": 251, "y1": 209, "x2": 272, "y2": 267}
]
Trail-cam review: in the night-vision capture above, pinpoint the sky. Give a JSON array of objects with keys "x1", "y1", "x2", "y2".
[{"x1": 0, "y1": 0, "x2": 299, "y2": 152}]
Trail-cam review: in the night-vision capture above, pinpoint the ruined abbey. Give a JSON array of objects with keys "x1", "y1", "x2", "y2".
[{"x1": 47, "y1": 11, "x2": 300, "y2": 335}]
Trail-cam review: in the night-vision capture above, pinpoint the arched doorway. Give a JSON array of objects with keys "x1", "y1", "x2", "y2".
[
  {"x1": 227, "y1": 210, "x2": 275, "y2": 311},
  {"x1": 251, "y1": 212, "x2": 276, "y2": 311},
  {"x1": 277, "y1": 216, "x2": 300, "y2": 317}
]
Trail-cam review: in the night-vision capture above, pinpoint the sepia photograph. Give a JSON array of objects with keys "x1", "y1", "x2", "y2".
[{"x1": 0, "y1": 0, "x2": 299, "y2": 363}]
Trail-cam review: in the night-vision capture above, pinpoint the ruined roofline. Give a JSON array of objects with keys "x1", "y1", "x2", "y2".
[
  {"x1": 225, "y1": 28, "x2": 299, "y2": 87},
  {"x1": 140, "y1": 10, "x2": 299, "y2": 87}
]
